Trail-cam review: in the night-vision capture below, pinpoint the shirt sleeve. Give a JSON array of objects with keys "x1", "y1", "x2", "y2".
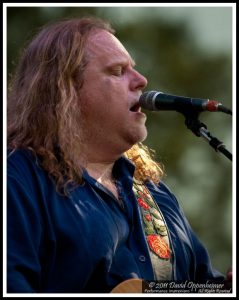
[
  {"x1": 150, "y1": 180, "x2": 225, "y2": 282},
  {"x1": 179, "y1": 209, "x2": 226, "y2": 281},
  {"x1": 164, "y1": 182, "x2": 225, "y2": 281},
  {"x1": 7, "y1": 156, "x2": 43, "y2": 292}
]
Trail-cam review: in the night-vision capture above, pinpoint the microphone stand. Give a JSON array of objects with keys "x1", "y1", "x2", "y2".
[{"x1": 183, "y1": 111, "x2": 232, "y2": 161}]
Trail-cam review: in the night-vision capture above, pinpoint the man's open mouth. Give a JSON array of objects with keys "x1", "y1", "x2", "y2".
[{"x1": 129, "y1": 103, "x2": 141, "y2": 112}]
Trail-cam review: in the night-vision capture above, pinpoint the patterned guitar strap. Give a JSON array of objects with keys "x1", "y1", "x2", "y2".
[{"x1": 133, "y1": 181, "x2": 173, "y2": 281}]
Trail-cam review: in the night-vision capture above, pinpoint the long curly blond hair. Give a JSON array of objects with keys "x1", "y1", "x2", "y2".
[{"x1": 7, "y1": 17, "x2": 164, "y2": 195}]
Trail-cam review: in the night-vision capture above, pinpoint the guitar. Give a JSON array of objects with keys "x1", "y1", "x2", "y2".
[{"x1": 111, "y1": 278, "x2": 143, "y2": 293}]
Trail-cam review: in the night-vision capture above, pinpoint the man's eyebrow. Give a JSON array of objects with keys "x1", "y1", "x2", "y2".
[
  {"x1": 106, "y1": 58, "x2": 136, "y2": 68},
  {"x1": 128, "y1": 56, "x2": 136, "y2": 67},
  {"x1": 131, "y1": 58, "x2": 136, "y2": 67}
]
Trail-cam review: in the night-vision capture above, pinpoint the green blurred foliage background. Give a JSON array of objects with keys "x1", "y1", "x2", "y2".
[{"x1": 6, "y1": 5, "x2": 233, "y2": 275}]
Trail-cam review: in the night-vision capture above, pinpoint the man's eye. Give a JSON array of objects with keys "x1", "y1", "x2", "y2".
[{"x1": 111, "y1": 67, "x2": 123, "y2": 76}]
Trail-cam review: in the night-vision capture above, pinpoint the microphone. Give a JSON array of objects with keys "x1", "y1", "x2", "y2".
[{"x1": 139, "y1": 91, "x2": 232, "y2": 115}]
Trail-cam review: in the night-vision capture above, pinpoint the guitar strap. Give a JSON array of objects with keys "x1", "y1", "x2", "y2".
[{"x1": 132, "y1": 181, "x2": 173, "y2": 281}]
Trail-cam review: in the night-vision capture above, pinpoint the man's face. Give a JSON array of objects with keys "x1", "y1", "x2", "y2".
[{"x1": 79, "y1": 29, "x2": 148, "y2": 160}]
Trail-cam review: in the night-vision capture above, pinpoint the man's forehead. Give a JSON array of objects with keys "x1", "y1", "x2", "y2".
[{"x1": 86, "y1": 30, "x2": 135, "y2": 65}]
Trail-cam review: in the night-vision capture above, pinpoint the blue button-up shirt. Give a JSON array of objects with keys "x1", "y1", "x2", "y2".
[{"x1": 7, "y1": 149, "x2": 224, "y2": 293}]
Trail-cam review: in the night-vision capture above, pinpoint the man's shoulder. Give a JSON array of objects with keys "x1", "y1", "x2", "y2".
[
  {"x1": 8, "y1": 147, "x2": 34, "y2": 159},
  {"x1": 146, "y1": 179, "x2": 173, "y2": 195},
  {"x1": 7, "y1": 148, "x2": 42, "y2": 178},
  {"x1": 145, "y1": 180, "x2": 180, "y2": 208}
]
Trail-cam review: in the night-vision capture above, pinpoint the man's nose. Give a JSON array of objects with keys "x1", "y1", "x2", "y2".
[{"x1": 131, "y1": 69, "x2": 148, "y2": 90}]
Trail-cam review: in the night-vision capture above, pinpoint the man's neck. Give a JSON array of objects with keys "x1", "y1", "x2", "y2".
[
  {"x1": 86, "y1": 161, "x2": 115, "y2": 183},
  {"x1": 86, "y1": 161, "x2": 121, "y2": 201}
]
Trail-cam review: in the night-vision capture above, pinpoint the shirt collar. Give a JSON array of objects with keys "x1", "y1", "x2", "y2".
[{"x1": 82, "y1": 155, "x2": 136, "y2": 185}]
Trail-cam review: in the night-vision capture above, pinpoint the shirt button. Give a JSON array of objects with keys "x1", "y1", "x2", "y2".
[{"x1": 138, "y1": 255, "x2": 146, "y2": 262}]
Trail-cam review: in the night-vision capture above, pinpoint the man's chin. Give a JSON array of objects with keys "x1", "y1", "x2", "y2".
[{"x1": 130, "y1": 127, "x2": 148, "y2": 145}]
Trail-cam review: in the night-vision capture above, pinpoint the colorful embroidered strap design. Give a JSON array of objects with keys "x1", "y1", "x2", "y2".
[{"x1": 133, "y1": 182, "x2": 171, "y2": 260}]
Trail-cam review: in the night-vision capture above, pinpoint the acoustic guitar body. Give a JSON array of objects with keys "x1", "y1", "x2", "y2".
[{"x1": 111, "y1": 278, "x2": 143, "y2": 293}]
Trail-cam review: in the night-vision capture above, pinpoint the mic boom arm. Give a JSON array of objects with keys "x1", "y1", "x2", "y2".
[{"x1": 184, "y1": 112, "x2": 232, "y2": 161}]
